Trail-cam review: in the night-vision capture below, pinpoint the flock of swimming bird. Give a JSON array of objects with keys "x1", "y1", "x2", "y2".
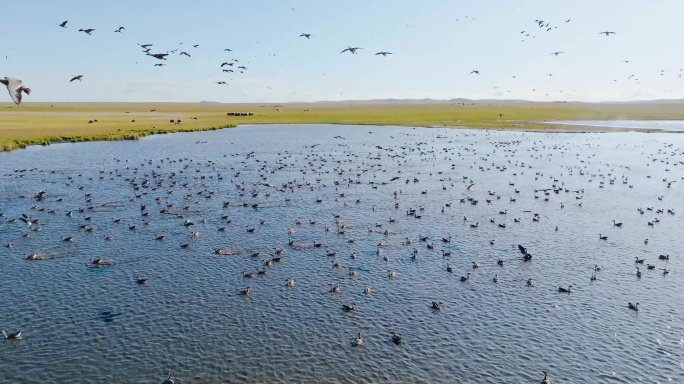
[{"x1": 2, "y1": 127, "x2": 682, "y2": 383}]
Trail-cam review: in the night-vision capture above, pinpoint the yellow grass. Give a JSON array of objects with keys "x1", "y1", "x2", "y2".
[{"x1": 1, "y1": 101, "x2": 683, "y2": 151}]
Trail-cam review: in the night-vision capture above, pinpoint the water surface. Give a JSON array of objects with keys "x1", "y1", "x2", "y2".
[
  {"x1": 1, "y1": 125, "x2": 683, "y2": 383},
  {"x1": 553, "y1": 120, "x2": 684, "y2": 131}
]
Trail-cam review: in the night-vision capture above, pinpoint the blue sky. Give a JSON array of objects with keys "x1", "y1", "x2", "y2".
[{"x1": 3, "y1": 0, "x2": 683, "y2": 102}]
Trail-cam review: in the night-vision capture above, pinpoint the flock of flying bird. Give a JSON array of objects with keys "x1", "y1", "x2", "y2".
[{"x1": 1, "y1": 12, "x2": 682, "y2": 105}]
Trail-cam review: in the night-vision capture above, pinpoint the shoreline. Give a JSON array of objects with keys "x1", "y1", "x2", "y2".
[
  {"x1": 4, "y1": 101, "x2": 684, "y2": 152},
  {"x1": 0, "y1": 121, "x2": 677, "y2": 154}
]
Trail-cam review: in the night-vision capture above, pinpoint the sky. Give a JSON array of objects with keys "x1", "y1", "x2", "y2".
[{"x1": 3, "y1": 0, "x2": 684, "y2": 103}]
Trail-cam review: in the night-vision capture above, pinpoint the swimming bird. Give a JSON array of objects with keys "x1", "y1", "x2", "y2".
[
  {"x1": 390, "y1": 332, "x2": 402, "y2": 344},
  {"x1": 239, "y1": 287, "x2": 251, "y2": 295},
  {"x1": 612, "y1": 220, "x2": 622, "y2": 227},
  {"x1": 1, "y1": 330, "x2": 22, "y2": 340},
  {"x1": 634, "y1": 257, "x2": 645, "y2": 264},
  {"x1": 375, "y1": 52, "x2": 393, "y2": 56},
  {"x1": 364, "y1": 286, "x2": 372, "y2": 295},
  {"x1": 431, "y1": 301, "x2": 443, "y2": 310},
  {"x1": 340, "y1": 46, "x2": 362, "y2": 54},
  {"x1": 636, "y1": 267, "x2": 642, "y2": 277},
  {"x1": 599, "y1": 234, "x2": 607, "y2": 240},
  {"x1": 286, "y1": 277, "x2": 296, "y2": 287},
  {"x1": 540, "y1": 371, "x2": 552, "y2": 384},
  {"x1": 527, "y1": 278, "x2": 534, "y2": 286},
  {"x1": 342, "y1": 303, "x2": 355, "y2": 311},
  {"x1": 599, "y1": 31, "x2": 617, "y2": 36},
  {"x1": 558, "y1": 285, "x2": 572, "y2": 293},
  {"x1": 354, "y1": 332, "x2": 364, "y2": 346},
  {"x1": 79, "y1": 28, "x2": 95, "y2": 35},
  {"x1": 460, "y1": 273, "x2": 471, "y2": 282},
  {"x1": 662, "y1": 269, "x2": 670, "y2": 275},
  {"x1": 628, "y1": 302, "x2": 639, "y2": 311},
  {"x1": 658, "y1": 254, "x2": 669, "y2": 260},
  {"x1": 162, "y1": 374, "x2": 178, "y2": 384},
  {"x1": 493, "y1": 274, "x2": 499, "y2": 283},
  {"x1": 1, "y1": 77, "x2": 31, "y2": 105},
  {"x1": 135, "y1": 276, "x2": 147, "y2": 285},
  {"x1": 70, "y1": 75, "x2": 83, "y2": 82}
]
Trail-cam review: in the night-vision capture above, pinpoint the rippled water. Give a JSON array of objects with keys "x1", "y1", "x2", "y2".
[
  {"x1": 1, "y1": 125, "x2": 683, "y2": 383},
  {"x1": 553, "y1": 120, "x2": 684, "y2": 131}
]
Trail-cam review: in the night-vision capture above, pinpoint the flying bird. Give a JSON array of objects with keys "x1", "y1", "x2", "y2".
[
  {"x1": 599, "y1": 31, "x2": 616, "y2": 36},
  {"x1": 115, "y1": 26, "x2": 125, "y2": 34},
  {"x1": 70, "y1": 75, "x2": 83, "y2": 82},
  {"x1": 549, "y1": 51, "x2": 564, "y2": 56},
  {"x1": 340, "y1": 46, "x2": 362, "y2": 54},
  {"x1": 147, "y1": 53, "x2": 168, "y2": 60},
  {"x1": 139, "y1": 44, "x2": 153, "y2": 49},
  {"x1": 57, "y1": 20, "x2": 68, "y2": 28},
  {"x1": 79, "y1": 28, "x2": 95, "y2": 35},
  {"x1": 375, "y1": 51, "x2": 393, "y2": 56},
  {"x1": 1, "y1": 77, "x2": 31, "y2": 105},
  {"x1": 154, "y1": 63, "x2": 166, "y2": 67},
  {"x1": 216, "y1": 81, "x2": 228, "y2": 85},
  {"x1": 192, "y1": 44, "x2": 199, "y2": 48},
  {"x1": 224, "y1": 48, "x2": 232, "y2": 52},
  {"x1": 222, "y1": 69, "x2": 233, "y2": 73},
  {"x1": 299, "y1": 33, "x2": 312, "y2": 39},
  {"x1": 470, "y1": 70, "x2": 480, "y2": 75},
  {"x1": 180, "y1": 52, "x2": 191, "y2": 57},
  {"x1": 565, "y1": 19, "x2": 571, "y2": 23},
  {"x1": 220, "y1": 62, "x2": 234, "y2": 67}
]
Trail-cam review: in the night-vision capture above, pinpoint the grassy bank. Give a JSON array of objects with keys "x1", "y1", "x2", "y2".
[{"x1": 2, "y1": 101, "x2": 684, "y2": 151}]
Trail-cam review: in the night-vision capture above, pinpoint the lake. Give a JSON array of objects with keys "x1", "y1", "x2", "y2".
[
  {"x1": 552, "y1": 120, "x2": 684, "y2": 132},
  {"x1": 1, "y1": 124, "x2": 683, "y2": 383}
]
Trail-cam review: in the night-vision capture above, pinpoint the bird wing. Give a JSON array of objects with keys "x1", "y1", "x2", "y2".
[
  {"x1": 340, "y1": 48, "x2": 350, "y2": 54},
  {"x1": 4, "y1": 77, "x2": 25, "y2": 105}
]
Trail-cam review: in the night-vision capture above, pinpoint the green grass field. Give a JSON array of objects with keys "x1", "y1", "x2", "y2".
[{"x1": 1, "y1": 101, "x2": 683, "y2": 151}]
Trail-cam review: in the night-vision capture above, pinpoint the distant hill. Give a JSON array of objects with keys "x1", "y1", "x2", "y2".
[
  {"x1": 199, "y1": 100, "x2": 222, "y2": 104},
  {"x1": 314, "y1": 98, "x2": 533, "y2": 105},
  {"x1": 311, "y1": 98, "x2": 684, "y2": 105}
]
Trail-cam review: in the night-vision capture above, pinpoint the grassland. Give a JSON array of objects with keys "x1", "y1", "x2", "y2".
[{"x1": 2, "y1": 101, "x2": 684, "y2": 151}]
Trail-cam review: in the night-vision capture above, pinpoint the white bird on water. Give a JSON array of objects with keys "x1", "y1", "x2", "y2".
[{"x1": 1, "y1": 77, "x2": 31, "y2": 105}]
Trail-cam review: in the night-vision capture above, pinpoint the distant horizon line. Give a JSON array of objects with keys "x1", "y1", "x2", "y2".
[{"x1": 8, "y1": 97, "x2": 684, "y2": 105}]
